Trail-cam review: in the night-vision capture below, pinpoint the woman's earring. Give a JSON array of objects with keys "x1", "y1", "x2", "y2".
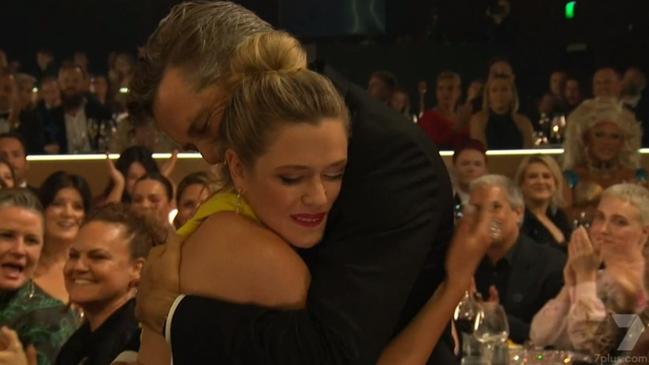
[{"x1": 235, "y1": 188, "x2": 242, "y2": 214}]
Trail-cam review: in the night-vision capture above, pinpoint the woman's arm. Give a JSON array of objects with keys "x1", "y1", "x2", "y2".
[{"x1": 516, "y1": 114, "x2": 535, "y2": 148}]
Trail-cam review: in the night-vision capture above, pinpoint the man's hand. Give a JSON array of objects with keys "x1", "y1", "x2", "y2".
[
  {"x1": 568, "y1": 227, "x2": 599, "y2": 283},
  {"x1": 136, "y1": 233, "x2": 183, "y2": 334},
  {"x1": 0, "y1": 327, "x2": 36, "y2": 365}
]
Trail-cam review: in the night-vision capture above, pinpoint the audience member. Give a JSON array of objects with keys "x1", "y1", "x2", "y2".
[
  {"x1": 0, "y1": 69, "x2": 44, "y2": 153},
  {"x1": 515, "y1": 155, "x2": 572, "y2": 250},
  {"x1": 0, "y1": 133, "x2": 33, "y2": 189},
  {"x1": 130, "y1": 173, "x2": 174, "y2": 228},
  {"x1": 531, "y1": 184, "x2": 649, "y2": 356},
  {"x1": 44, "y1": 64, "x2": 114, "y2": 154},
  {"x1": 55, "y1": 204, "x2": 162, "y2": 365},
  {"x1": 487, "y1": 57, "x2": 515, "y2": 80},
  {"x1": 592, "y1": 67, "x2": 622, "y2": 100},
  {"x1": 34, "y1": 49, "x2": 57, "y2": 82},
  {"x1": 459, "y1": 78, "x2": 485, "y2": 122},
  {"x1": 108, "y1": 115, "x2": 177, "y2": 153},
  {"x1": 620, "y1": 67, "x2": 649, "y2": 146},
  {"x1": 564, "y1": 77, "x2": 583, "y2": 113},
  {"x1": 451, "y1": 139, "x2": 488, "y2": 217},
  {"x1": 89, "y1": 74, "x2": 115, "y2": 111},
  {"x1": 389, "y1": 86, "x2": 411, "y2": 118},
  {"x1": 538, "y1": 70, "x2": 568, "y2": 117},
  {"x1": 0, "y1": 157, "x2": 16, "y2": 188},
  {"x1": 36, "y1": 77, "x2": 61, "y2": 112},
  {"x1": 418, "y1": 71, "x2": 470, "y2": 150},
  {"x1": 72, "y1": 51, "x2": 89, "y2": 74},
  {"x1": 97, "y1": 146, "x2": 161, "y2": 206},
  {"x1": 469, "y1": 74, "x2": 534, "y2": 149},
  {"x1": 34, "y1": 171, "x2": 92, "y2": 302},
  {"x1": 471, "y1": 174, "x2": 565, "y2": 343},
  {"x1": 563, "y1": 98, "x2": 645, "y2": 223},
  {"x1": 368, "y1": 70, "x2": 397, "y2": 104},
  {"x1": 10, "y1": 73, "x2": 47, "y2": 154},
  {"x1": 0, "y1": 50, "x2": 7, "y2": 69},
  {"x1": 174, "y1": 171, "x2": 221, "y2": 228},
  {"x1": 0, "y1": 188, "x2": 78, "y2": 365}
]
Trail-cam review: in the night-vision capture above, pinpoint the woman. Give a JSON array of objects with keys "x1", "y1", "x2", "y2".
[
  {"x1": 515, "y1": 155, "x2": 572, "y2": 249},
  {"x1": 418, "y1": 71, "x2": 470, "y2": 150},
  {"x1": 138, "y1": 31, "x2": 495, "y2": 365},
  {"x1": 98, "y1": 146, "x2": 160, "y2": 206},
  {"x1": 469, "y1": 74, "x2": 534, "y2": 149},
  {"x1": 0, "y1": 188, "x2": 78, "y2": 365},
  {"x1": 0, "y1": 157, "x2": 16, "y2": 188},
  {"x1": 130, "y1": 173, "x2": 174, "y2": 228},
  {"x1": 55, "y1": 204, "x2": 163, "y2": 365},
  {"x1": 530, "y1": 183, "x2": 648, "y2": 356},
  {"x1": 34, "y1": 172, "x2": 92, "y2": 303},
  {"x1": 562, "y1": 98, "x2": 646, "y2": 222},
  {"x1": 174, "y1": 171, "x2": 221, "y2": 229}
]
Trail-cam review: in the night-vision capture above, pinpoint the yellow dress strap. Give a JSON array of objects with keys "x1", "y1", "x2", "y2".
[{"x1": 177, "y1": 191, "x2": 258, "y2": 238}]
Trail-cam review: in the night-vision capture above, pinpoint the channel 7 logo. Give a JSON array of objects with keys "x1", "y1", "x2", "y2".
[{"x1": 612, "y1": 314, "x2": 646, "y2": 351}]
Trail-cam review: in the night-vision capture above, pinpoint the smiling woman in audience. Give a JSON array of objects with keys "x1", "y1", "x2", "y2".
[
  {"x1": 34, "y1": 171, "x2": 92, "y2": 303},
  {"x1": 515, "y1": 155, "x2": 572, "y2": 250},
  {"x1": 0, "y1": 188, "x2": 78, "y2": 365},
  {"x1": 55, "y1": 204, "x2": 162, "y2": 365},
  {"x1": 530, "y1": 183, "x2": 649, "y2": 356},
  {"x1": 130, "y1": 172, "x2": 174, "y2": 229}
]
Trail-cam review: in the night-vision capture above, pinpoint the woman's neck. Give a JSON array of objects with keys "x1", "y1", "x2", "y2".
[
  {"x1": 526, "y1": 199, "x2": 550, "y2": 216},
  {"x1": 435, "y1": 103, "x2": 455, "y2": 117},
  {"x1": 490, "y1": 106, "x2": 510, "y2": 115},
  {"x1": 83, "y1": 292, "x2": 133, "y2": 332}
]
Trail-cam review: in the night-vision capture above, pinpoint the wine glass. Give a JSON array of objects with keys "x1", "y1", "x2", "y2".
[
  {"x1": 474, "y1": 302, "x2": 509, "y2": 364},
  {"x1": 454, "y1": 291, "x2": 482, "y2": 361}
]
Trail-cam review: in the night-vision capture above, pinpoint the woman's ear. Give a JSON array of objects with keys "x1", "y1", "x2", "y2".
[
  {"x1": 130, "y1": 258, "x2": 146, "y2": 288},
  {"x1": 225, "y1": 149, "x2": 246, "y2": 192}
]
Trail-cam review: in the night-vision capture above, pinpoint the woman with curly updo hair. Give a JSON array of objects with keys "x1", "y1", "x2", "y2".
[{"x1": 562, "y1": 98, "x2": 646, "y2": 224}]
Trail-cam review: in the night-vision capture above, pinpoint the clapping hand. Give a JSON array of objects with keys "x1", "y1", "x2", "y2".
[
  {"x1": 568, "y1": 227, "x2": 599, "y2": 283},
  {"x1": 106, "y1": 152, "x2": 125, "y2": 186},
  {"x1": 0, "y1": 327, "x2": 36, "y2": 365}
]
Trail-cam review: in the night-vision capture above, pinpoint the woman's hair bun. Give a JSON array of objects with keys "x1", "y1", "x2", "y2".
[{"x1": 228, "y1": 31, "x2": 307, "y2": 85}]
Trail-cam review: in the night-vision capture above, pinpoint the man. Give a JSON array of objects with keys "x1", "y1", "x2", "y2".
[
  {"x1": 0, "y1": 132, "x2": 33, "y2": 190},
  {"x1": 592, "y1": 67, "x2": 622, "y2": 100},
  {"x1": 0, "y1": 70, "x2": 46, "y2": 154},
  {"x1": 130, "y1": 2, "x2": 453, "y2": 364},
  {"x1": 367, "y1": 70, "x2": 398, "y2": 104},
  {"x1": 564, "y1": 77, "x2": 582, "y2": 113},
  {"x1": 44, "y1": 64, "x2": 113, "y2": 153},
  {"x1": 470, "y1": 175, "x2": 565, "y2": 343}
]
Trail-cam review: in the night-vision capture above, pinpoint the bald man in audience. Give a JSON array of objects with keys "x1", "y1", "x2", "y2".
[{"x1": 592, "y1": 67, "x2": 621, "y2": 100}]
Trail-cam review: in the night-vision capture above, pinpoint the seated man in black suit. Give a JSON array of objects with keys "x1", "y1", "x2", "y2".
[
  {"x1": 129, "y1": 2, "x2": 455, "y2": 364},
  {"x1": 470, "y1": 174, "x2": 565, "y2": 344},
  {"x1": 43, "y1": 64, "x2": 113, "y2": 154}
]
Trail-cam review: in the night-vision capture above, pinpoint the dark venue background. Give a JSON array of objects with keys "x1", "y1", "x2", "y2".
[{"x1": 1, "y1": 0, "x2": 648, "y2": 105}]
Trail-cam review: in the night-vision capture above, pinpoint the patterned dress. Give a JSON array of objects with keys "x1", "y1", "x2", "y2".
[{"x1": 0, "y1": 281, "x2": 80, "y2": 365}]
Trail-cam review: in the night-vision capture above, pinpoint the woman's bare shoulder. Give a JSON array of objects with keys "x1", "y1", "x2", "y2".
[{"x1": 180, "y1": 212, "x2": 310, "y2": 308}]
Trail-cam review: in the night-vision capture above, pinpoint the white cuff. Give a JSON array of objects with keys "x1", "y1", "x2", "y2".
[{"x1": 165, "y1": 294, "x2": 186, "y2": 345}]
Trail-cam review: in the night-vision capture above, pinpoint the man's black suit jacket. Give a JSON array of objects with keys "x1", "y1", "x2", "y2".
[
  {"x1": 169, "y1": 66, "x2": 455, "y2": 365},
  {"x1": 475, "y1": 234, "x2": 566, "y2": 343},
  {"x1": 44, "y1": 96, "x2": 113, "y2": 153}
]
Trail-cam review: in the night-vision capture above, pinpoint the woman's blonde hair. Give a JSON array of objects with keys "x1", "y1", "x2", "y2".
[
  {"x1": 482, "y1": 74, "x2": 519, "y2": 115},
  {"x1": 562, "y1": 98, "x2": 641, "y2": 170},
  {"x1": 514, "y1": 155, "x2": 565, "y2": 210},
  {"x1": 219, "y1": 31, "x2": 349, "y2": 183}
]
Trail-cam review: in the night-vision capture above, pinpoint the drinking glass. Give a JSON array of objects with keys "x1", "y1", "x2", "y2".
[{"x1": 474, "y1": 302, "x2": 509, "y2": 364}]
